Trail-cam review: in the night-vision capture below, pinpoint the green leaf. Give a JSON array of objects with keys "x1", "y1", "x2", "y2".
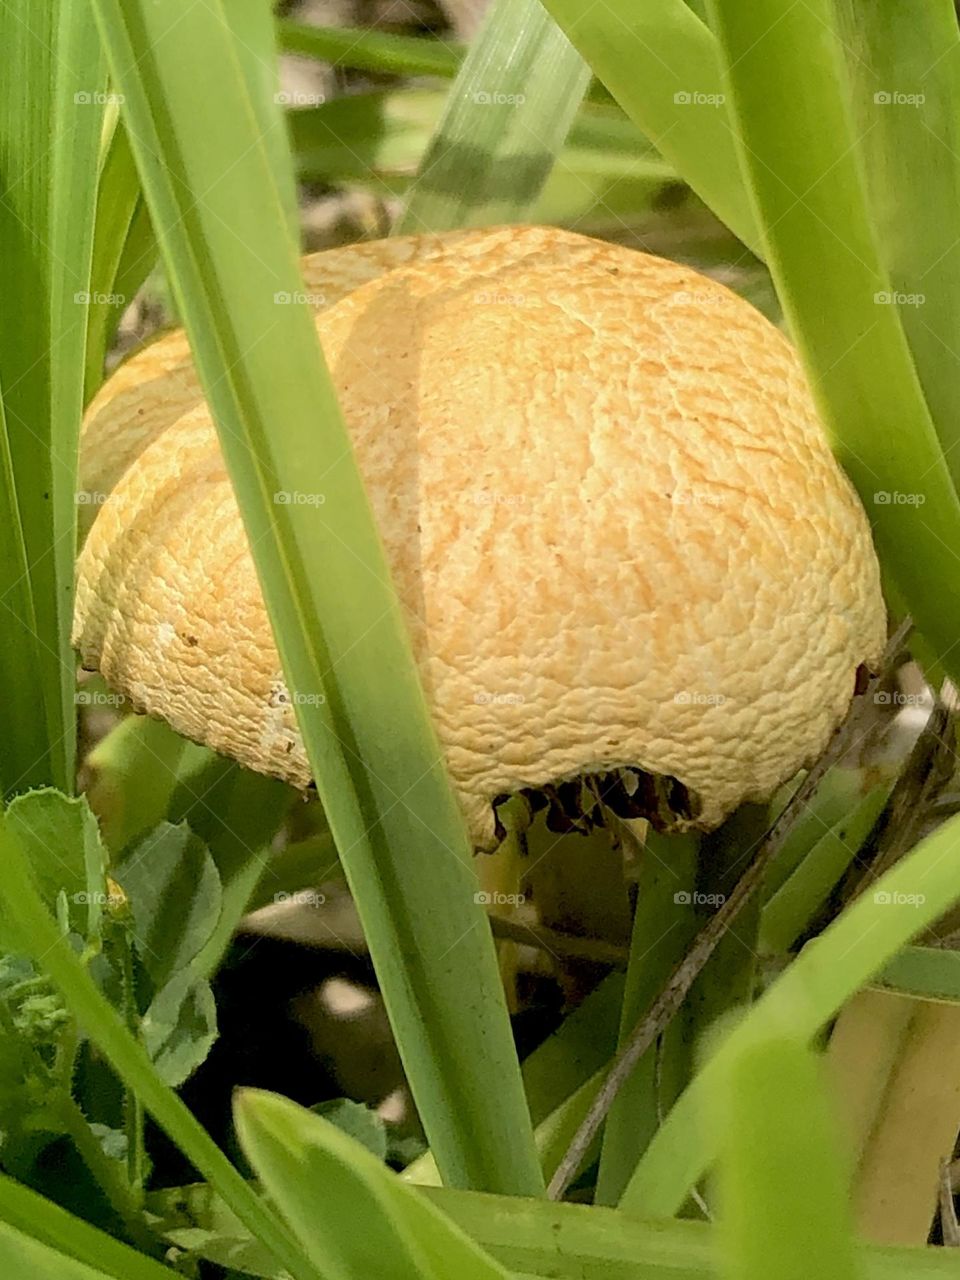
[
  {"x1": 87, "y1": 718, "x2": 292, "y2": 977},
  {"x1": 89, "y1": 0, "x2": 540, "y2": 1194},
  {"x1": 115, "y1": 822, "x2": 222, "y2": 989},
  {"x1": 716, "y1": 1036, "x2": 860, "y2": 1280},
  {"x1": 5, "y1": 789, "x2": 108, "y2": 941},
  {"x1": 759, "y1": 785, "x2": 893, "y2": 955},
  {"x1": 403, "y1": 971, "x2": 626, "y2": 1187},
  {"x1": 832, "y1": 1, "x2": 960, "y2": 490},
  {"x1": 0, "y1": 1218, "x2": 145, "y2": 1280},
  {"x1": 0, "y1": 393, "x2": 46, "y2": 801},
  {"x1": 147, "y1": 1176, "x2": 960, "y2": 1280},
  {"x1": 538, "y1": 0, "x2": 759, "y2": 252},
  {"x1": 85, "y1": 118, "x2": 156, "y2": 403},
  {"x1": 873, "y1": 945, "x2": 960, "y2": 1003},
  {"x1": 763, "y1": 769, "x2": 884, "y2": 901},
  {"x1": 86, "y1": 716, "x2": 196, "y2": 854},
  {"x1": 0, "y1": 810, "x2": 323, "y2": 1280},
  {"x1": 277, "y1": 20, "x2": 462, "y2": 80},
  {"x1": 622, "y1": 812, "x2": 960, "y2": 1218},
  {"x1": 235, "y1": 1089, "x2": 511, "y2": 1280},
  {"x1": 398, "y1": 0, "x2": 591, "y2": 232},
  {"x1": 427, "y1": 1187, "x2": 960, "y2": 1280},
  {"x1": 704, "y1": 0, "x2": 960, "y2": 684},
  {"x1": 595, "y1": 831, "x2": 698, "y2": 1205},
  {"x1": 142, "y1": 970, "x2": 217, "y2": 1087},
  {"x1": 311, "y1": 1099, "x2": 388, "y2": 1163},
  {"x1": 0, "y1": 1172, "x2": 177, "y2": 1280},
  {"x1": 0, "y1": 1, "x2": 106, "y2": 789}
]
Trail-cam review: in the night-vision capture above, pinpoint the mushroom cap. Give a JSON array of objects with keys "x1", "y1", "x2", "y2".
[{"x1": 74, "y1": 225, "x2": 886, "y2": 849}]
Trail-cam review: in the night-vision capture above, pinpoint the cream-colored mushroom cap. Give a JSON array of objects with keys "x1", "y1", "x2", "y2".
[{"x1": 74, "y1": 225, "x2": 886, "y2": 849}]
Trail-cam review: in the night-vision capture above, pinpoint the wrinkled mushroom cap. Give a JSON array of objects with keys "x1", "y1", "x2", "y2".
[{"x1": 74, "y1": 225, "x2": 886, "y2": 849}]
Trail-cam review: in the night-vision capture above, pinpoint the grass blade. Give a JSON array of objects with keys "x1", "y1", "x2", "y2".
[
  {"x1": 0, "y1": 2, "x2": 105, "y2": 790},
  {"x1": 277, "y1": 20, "x2": 462, "y2": 80},
  {"x1": 0, "y1": 390, "x2": 47, "y2": 794},
  {"x1": 703, "y1": 0, "x2": 960, "y2": 684},
  {"x1": 873, "y1": 945, "x2": 960, "y2": 1002},
  {"x1": 88, "y1": 0, "x2": 541, "y2": 1195},
  {"x1": 538, "y1": 0, "x2": 759, "y2": 252},
  {"x1": 398, "y1": 0, "x2": 590, "y2": 232},
  {"x1": 85, "y1": 118, "x2": 156, "y2": 403},
  {"x1": 621, "y1": 812, "x2": 960, "y2": 1217},
  {"x1": 594, "y1": 832, "x2": 698, "y2": 1205},
  {"x1": 0, "y1": 1174, "x2": 177, "y2": 1280},
  {"x1": 235, "y1": 1090, "x2": 511, "y2": 1280},
  {"x1": 833, "y1": 2, "x2": 960, "y2": 488},
  {"x1": 717, "y1": 1036, "x2": 860, "y2": 1280},
  {"x1": 759, "y1": 785, "x2": 893, "y2": 956},
  {"x1": 429, "y1": 1188, "x2": 951, "y2": 1280}
]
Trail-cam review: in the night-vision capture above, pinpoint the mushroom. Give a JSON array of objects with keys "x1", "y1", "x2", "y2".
[{"x1": 74, "y1": 224, "x2": 886, "y2": 850}]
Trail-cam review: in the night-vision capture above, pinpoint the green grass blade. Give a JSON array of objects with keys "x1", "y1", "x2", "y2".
[
  {"x1": 404, "y1": 970, "x2": 626, "y2": 1187},
  {"x1": 538, "y1": 0, "x2": 759, "y2": 252},
  {"x1": 277, "y1": 20, "x2": 463, "y2": 80},
  {"x1": 702, "y1": 0, "x2": 960, "y2": 683},
  {"x1": 833, "y1": 2, "x2": 960, "y2": 488},
  {"x1": 235, "y1": 1090, "x2": 511, "y2": 1280},
  {"x1": 0, "y1": 2, "x2": 105, "y2": 790},
  {"x1": 0, "y1": 390, "x2": 48, "y2": 794},
  {"x1": 0, "y1": 812, "x2": 322, "y2": 1280},
  {"x1": 759, "y1": 784, "x2": 893, "y2": 956},
  {"x1": 398, "y1": 0, "x2": 590, "y2": 232},
  {"x1": 717, "y1": 1037, "x2": 860, "y2": 1280},
  {"x1": 85, "y1": 119, "x2": 155, "y2": 403},
  {"x1": 88, "y1": 0, "x2": 541, "y2": 1195},
  {"x1": 0, "y1": 1221, "x2": 140, "y2": 1280},
  {"x1": 147, "y1": 1177, "x2": 960, "y2": 1280},
  {"x1": 594, "y1": 832, "x2": 698, "y2": 1206},
  {"x1": 429, "y1": 1189, "x2": 950, "y2": 1280},
  {"x1": 621, "y1": 813, "x2": 960, "y2": 1218},
  {"x1": 0, "y1": 1174, "x2": 177, "y2": 1280},
  {"x1": 872, "y1": 945, "x2": 960, "y2": 1003}
]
